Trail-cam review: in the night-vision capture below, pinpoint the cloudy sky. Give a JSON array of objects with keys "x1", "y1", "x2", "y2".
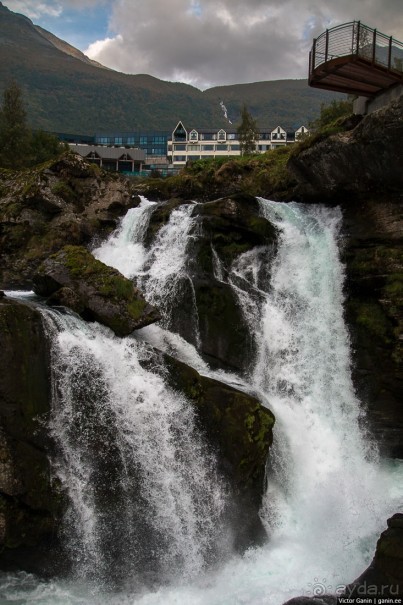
[{"x1": 4, "y1": 0, "x2": 403, "y2": 89}]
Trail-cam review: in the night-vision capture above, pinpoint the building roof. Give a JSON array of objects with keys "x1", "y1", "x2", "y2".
[{"x1": 71, "y1": 144, "x2": 145, "y2": 161}]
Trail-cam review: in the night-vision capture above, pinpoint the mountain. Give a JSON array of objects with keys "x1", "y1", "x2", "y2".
[{"x1": 0, "y1": 2, "x2": 343, "y2": 134}]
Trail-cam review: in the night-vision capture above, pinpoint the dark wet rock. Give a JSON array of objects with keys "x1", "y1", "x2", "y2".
[
  {"x1": 288, "y1": 96, "x2": 403, "y2": 201},
  {"x1": 155, "y1": 350, "x2": 275, "y2": 549},
  {"x1": 347, "y1": 514, "x2": 403, "y2": 596},
  {"x1": 33, "y1": 245, "x2": 161, "y2": 336},
  {"x1": 283, "y1": 597, "x2": 337, "y2": 605},
  {"x1": 0, "y1": 297, "x2": 64, "y2": 574},
  {"x1": 191, "y1": 194, "x2": 276, "y2": 371},
  {"x1": 144, "y1": 197, "x2": 188, "y2": 246},
  {"x1": 170, "y1": 193, "x2": 277, "y2": 372},
  {"x1": 342, "y1": 196, "x2": 403, "y2": 457}
]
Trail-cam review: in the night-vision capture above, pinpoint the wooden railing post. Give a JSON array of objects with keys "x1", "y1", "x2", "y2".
[{"x1": 388, "y1": 36, "x2": 392, "y2": 68}]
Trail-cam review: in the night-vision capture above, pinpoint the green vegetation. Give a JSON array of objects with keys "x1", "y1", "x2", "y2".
[
  {"x1": 237, "y1": 104, "x2": 260, "y2": 156},
  {"x1": 0, "y1": 82, "x2": 65, "y2": 169},
  {"x1": 310, "y1": 99, "x2": 354, "y2": 131},
  {"x1": 287, "y1": 98, "x2": 356, "y2": 157},
  {"x1": 142, "y1": 145, "x2": 296, "y2": 201},
  {"x1": 55, "y1": 245, "x2": 147, "y2": 319}
]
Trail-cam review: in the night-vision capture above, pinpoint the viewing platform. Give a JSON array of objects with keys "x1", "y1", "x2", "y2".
[{"x1": 309, "y1": 21, "x2": 403, "y2": 97}]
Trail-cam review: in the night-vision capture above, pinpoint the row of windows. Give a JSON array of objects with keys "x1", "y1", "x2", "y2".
[
  {"x1": 171, "y1": 141, "x2": 292, "y2": 152},
  {"x1": 172, "y1": 144, "x2": 241, "y2": 153},
  {"x1": 170, "y1": 133, "x2": 303, "y2": 145}
]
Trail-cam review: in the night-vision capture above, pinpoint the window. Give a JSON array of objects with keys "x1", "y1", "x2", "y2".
[
  {"x1": 189, "y1": 130, "x2": 198, "y2": 141},
  {"x1": 152, "y1": 136, "x2": 166, "y2": 144},
  {"x1": 140, "y1": 136, "x2": 148, "y2": 146},
  {"x1": 173, "y1": 123, "x2": 187, "y2": 142},
  {"x1": 187, "y1": 145, "x2": 200, "y2": 151},
  {"x1": 201, "y1": 145, "x2": 214, "y2": 151},
  {"x1": 174, "y1": 155, "x2": 187, "y2": 161},
  {"x1": 230, "y1": 144, "x2": 240, "y2": 151},
  {"x1": 127, "y1": 137, "x2": 135, "y2": 145},
  {"x1": 228, "y1": 133, "x2": 237, "y2": 140},
  {"x1": 187, "y1": 155, "x2": 201, "y2": 160},
  {"x1": 216, "y1": 144, "x2": 228, "y2": 151},
  {"x1": 217, "y1": 129, "x2": 226, "y2": 141},
  {"x1": 114, "y1": 137, "x2": 123, "y2": 145},
  {"x1": 174, "y1": 144, "x2": 186, "y2": 151},
  {"x1": 97, "y1": 137, "x2": 110, "y2": 144}
]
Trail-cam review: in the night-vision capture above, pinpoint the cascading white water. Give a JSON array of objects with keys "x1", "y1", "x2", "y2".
[
  {"x1": 137, "y1": 203, "x2": 198, "y2": 327},
  {"x1": 40, "y1": 309, "x2": 229, "y2": 591},
  {"x1": 2, "y1": 197, "x2": 402, "y2": 605},
  {"x1": 93, "y1": 196, "x2": 156, "y2": 279}
]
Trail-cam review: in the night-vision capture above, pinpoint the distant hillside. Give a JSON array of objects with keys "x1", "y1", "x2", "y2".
[
  {"x1": 204, "y1": 80, "x2": 343, "y2": 129},
  {"x1": 0, "y1": 2, "x2": 343, "y2": 134}
]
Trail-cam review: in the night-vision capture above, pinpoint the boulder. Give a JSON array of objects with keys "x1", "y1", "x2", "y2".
[
  {"x1": 288, "y1": 96, "x2": 403, "y2": 201},
  {"x1": 33, "y1": 245, "x2": 160, "y2": 336},
  {"x1": 156, "y1": 350, "x2": 275, "y2": 548},
  {"x1": 148, "y1": 193, "x2": 277, "y2": 372},
  {"x1": 0, "y1": 297, "x2": 64, "y2": 574},
  {"x1": 347, "y1": 514, "x2": 403, "y2": 596},
  {"x1": 0, "y1": 152, "x2": 141, "y2": 289}
]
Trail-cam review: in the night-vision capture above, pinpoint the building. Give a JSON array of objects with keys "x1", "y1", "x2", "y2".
[
  {"x1": 69, "y1": 144, "x2": 145, "y2": 174},
  {"x1": 94, "y1": 131, "x2": 171, "y2": 172},
  {"x1": 168, "y1": 122, "x2": 310, "y2": 167}
]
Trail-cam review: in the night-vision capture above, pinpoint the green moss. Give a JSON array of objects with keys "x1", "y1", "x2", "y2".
[
  {"x1": 50, "y1": 246, "x2": 147, "y2": 318},
  {"x1": 353, "y1": 301, "x2": 393, "y2": 342},
  {"x1": 127, "y1": 298, "x2": 147, "y2": 319},
  {"x1": 384, "y1": 274, "x2": 403, "y2": 298},
  {"x1": 50, "y1": 180, "x2": 76, "y2": 203}
]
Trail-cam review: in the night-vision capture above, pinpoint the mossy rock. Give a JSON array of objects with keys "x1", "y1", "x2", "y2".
[
  {"x1": 162, "y1": 353, "x2": 274, "y2": 493},
  {"x1": 193, "y1": 193, "x2": 277, "y2": 268},
  {"x1": 33, "y1": 245, "x2": 161, "y2": 336},
  {"x1": 144, "y1": 197, "x2": 188, "y2": 245}
]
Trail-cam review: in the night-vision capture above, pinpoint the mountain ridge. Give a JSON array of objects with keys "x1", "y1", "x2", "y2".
[{"x1": 0, "y1": 2, "x2": 342, "y2": 133}]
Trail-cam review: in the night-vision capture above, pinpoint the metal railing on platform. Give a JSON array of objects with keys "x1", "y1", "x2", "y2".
[{"x1": 309, "y1": 21, "x2": 403, "y2": 76}]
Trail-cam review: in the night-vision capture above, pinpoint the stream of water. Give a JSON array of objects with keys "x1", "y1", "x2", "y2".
[{"x1": 1, "y1": 198, "x2": 402, "y2": 604}]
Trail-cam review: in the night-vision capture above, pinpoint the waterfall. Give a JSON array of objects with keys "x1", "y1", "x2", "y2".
[
  {"x1": 2, "y1": 197, "x2": 402, "y2": 604},
  {"x1": 41, "y1": 309, "x2": 229, "y2": 591},
  {"x1": 93, "y1": 196, "x2": 156, "y2": 279}
]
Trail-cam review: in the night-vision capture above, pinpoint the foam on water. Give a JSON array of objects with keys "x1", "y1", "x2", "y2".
[
  {"x1": 1, "y1": 198, "x2": 402, "y2": 604},
  {"x1": 92, "y1": 196, "x2": 156, "y2": 278}
]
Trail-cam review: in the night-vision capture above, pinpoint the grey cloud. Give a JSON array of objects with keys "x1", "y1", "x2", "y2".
[{"x1": 86, "y1": 0, "x2": 403, "y2": 88}]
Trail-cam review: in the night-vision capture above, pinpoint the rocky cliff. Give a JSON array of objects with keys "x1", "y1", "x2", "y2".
[
  {"x1": 288, "y1": 96, "x2": 403, "y2": 201},
  {"x1": 0, "y1": 152, "x2": 140, "y2": 289}
]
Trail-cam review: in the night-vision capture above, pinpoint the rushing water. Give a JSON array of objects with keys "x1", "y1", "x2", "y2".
[{"x1": 2, "y1": 198, "x2": 402, "y2": 604}]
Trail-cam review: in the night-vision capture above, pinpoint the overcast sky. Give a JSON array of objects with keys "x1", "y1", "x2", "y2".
[{"x1": 4, "y1": 0, "x2": 403, "y2": 89}]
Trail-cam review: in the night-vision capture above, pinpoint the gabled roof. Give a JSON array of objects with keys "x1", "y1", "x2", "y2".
[{"x1": 71, "y1": 145, "x2": 145, "y2": 161}]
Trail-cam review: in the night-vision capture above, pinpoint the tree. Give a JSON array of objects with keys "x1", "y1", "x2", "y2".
[
  {"x1": 0, "y1": 82, "x2": 64, "y2": 169},
  {"x1": 237, "y1": 104, "x2": 260, "y2": 156},
  {"x1": 310, "y1": 99, "x2": 353, "y2": 131},
  {"x1": 30, "y1": 130, "x2": 66, "y2": 165},
  {"x1": 0, "y1": 81, "x2": 31, "y2": 169}
]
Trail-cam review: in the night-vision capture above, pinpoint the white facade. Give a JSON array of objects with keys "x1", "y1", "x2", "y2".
[{"x1": 168, "y1": 121, "x2": 310, "y2": 167}]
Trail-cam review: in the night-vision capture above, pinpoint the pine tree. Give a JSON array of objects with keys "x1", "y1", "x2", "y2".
[
  {"x1": 237, "y1": 104, "x2": 259, "y2": 156},
  {"x1": 0, "y1": 82, "x2": 31, "y2": 169}
]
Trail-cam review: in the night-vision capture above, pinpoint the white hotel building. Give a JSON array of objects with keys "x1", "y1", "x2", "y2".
[{"x1": 168, "y1": 121, "x2": 309, "y2": 167}]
